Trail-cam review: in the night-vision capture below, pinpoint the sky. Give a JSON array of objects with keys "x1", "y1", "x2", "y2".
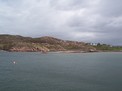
[{"x1": 0, "y1": 0, "x2": 122, "y2": 45}]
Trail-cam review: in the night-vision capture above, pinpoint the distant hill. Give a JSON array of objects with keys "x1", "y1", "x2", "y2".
[{"x1": 0, "y1": 34, "x2": 96, "y2": 52}]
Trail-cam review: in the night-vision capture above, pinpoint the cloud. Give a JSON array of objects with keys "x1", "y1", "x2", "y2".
[{"x1": 0, "y1": 0, "x2": 122, "y2": 45}]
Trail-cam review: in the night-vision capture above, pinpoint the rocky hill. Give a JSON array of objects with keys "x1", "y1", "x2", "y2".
[{"x1": 0, "y1": 35, "x2": 96, "y2": 52}]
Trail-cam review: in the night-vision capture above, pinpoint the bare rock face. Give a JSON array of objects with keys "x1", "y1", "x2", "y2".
[
  {"x1": 10, "y1": 43, "x2": 49, "y2": 52},
  {"x1": 88, "y1": 48, "x2": 97, "y2": 52},
  {"x1": 10, "y1": 47, "x2": 34, "y2": 52},
  {"x1": 10, "y1": 46, "x2": 49, "y2": 52}
]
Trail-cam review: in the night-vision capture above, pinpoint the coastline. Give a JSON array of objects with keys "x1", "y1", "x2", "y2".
[{"x1": 0, "y1": 49, "x2": 122, "y2": 53}]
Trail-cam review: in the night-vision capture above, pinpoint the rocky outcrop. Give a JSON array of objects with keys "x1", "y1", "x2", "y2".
[
  {"x1": 10, "y1": 46, "x2": 49, "y2": 52},
  {"x1": 0, "y1": 35, "x2": 97, "y2": 52},
  {"x1": 9, "y1": 43, "x2": 49, "y2": 52}
]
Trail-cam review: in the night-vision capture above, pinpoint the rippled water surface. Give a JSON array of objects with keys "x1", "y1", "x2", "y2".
[{"x1": 0, "y1": 52, "x2": 122, "y2": 91}]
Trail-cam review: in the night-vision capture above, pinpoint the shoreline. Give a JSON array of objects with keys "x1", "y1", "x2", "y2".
[{"x1": 0, "y1": 50, "x2": 122, "y2": 53}]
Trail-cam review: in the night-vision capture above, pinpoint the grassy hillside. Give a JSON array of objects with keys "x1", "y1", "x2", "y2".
[
  {"x1": 0, "y1": 35, "x2": 96, "y2": 52},
  {"x1": 93, "y1": 44, "x2": 122, "y2": 52}
]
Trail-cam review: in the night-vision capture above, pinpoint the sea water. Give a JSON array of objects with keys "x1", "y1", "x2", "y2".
[{"x1": 0, "y1": 52, "x2": 122, "y2": 91}]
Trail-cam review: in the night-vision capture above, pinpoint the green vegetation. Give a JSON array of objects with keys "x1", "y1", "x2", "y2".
[
  {"x1": 0, "y1": 43, "x2": 14, "y2": 51},
  {"x1": 93, "y1": 43, "x2": 122, "y2": 51}
]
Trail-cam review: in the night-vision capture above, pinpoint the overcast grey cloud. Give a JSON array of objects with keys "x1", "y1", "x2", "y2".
[{"x1": 0, "y1": 0, "x2": 122, "y2": 45}]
